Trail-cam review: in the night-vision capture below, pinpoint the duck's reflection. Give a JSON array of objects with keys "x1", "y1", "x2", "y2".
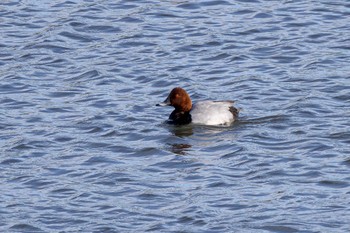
[
  {"x1": 169, "y1": 143, "x2": 192, "y2": 155},
  {"x1": 171, "y1": 124, "x2": 193, "y2": 137},
  {"x1": 165, "y1": 124, "x2": 193, "y2": 155}
]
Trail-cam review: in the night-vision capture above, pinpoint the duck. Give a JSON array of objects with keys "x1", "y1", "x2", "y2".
[{"x1": 157, "y1": 87, "x2": 239, "y2": 125}]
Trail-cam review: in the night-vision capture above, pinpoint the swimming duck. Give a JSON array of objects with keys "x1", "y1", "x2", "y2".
[{"x1": 157, "y1": 87, "x2": 239, "y2": 125}]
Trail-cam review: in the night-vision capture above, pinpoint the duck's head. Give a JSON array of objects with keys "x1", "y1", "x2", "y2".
[{"x1": 157, "y1": 87, "x2": 192, "y2": 112}]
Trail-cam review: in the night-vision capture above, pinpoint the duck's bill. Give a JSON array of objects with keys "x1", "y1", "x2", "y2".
[{"x1": 156, "y1": 97, "x2": 171, "y2": 106}]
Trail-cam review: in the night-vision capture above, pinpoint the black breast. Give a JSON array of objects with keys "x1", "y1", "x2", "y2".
[{"x1": 168, "y1": 110, "x2": 192, "y2": 125}]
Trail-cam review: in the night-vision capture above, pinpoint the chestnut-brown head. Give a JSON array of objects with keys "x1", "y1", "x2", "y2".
[{"x1": 157, "y1": 87, "x2": 192, "y2": 112}]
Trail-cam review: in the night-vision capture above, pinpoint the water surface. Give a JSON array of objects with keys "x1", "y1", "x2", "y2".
[{"x1": 1, "y1": 0, "x2": 350, "y2": 232}]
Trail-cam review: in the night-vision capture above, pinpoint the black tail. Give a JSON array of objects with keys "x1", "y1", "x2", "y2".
[{"x1": 229, "y1": 106, "x2": 239, "y2": 119}]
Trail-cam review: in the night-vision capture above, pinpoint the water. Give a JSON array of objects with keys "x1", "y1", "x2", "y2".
[{"x1": 1, "y1": 0, "x2": 349, "y2": 232}]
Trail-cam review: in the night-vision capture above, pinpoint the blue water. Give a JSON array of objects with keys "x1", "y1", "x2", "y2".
[{"x1": 1, "y1": 1, "x2": 350, "y2": 232}]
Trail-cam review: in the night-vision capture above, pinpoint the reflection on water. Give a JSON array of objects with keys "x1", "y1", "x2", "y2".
[
  {"x1": 169, "y1": 124, "x2": 194, "y2": 137},
  {"x1": 169, "y1": 143, "x2": 192, "y2": 155}
]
